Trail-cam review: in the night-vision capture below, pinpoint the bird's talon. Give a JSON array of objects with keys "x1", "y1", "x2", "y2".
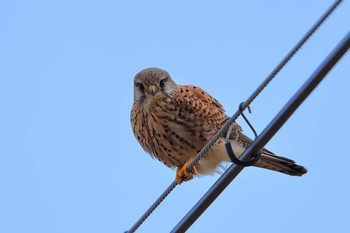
[
  {"x1": 176, "y1": 159, "x2": 198, "y2": 184},
  {"x1": 192, "y1": 165, "x2": 198, "y2": 175}
]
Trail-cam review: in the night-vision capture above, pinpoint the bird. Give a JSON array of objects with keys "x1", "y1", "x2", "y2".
[{"x1": 130, "y1": 67, "x2": 307, "y2": 184}]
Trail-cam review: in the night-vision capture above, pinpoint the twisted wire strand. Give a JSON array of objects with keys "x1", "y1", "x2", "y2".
[
  {"x1": 188, "y1": 0, "x2": 343, "y2": 176},
  {"x1": 125, "y1": 1, "x2": 342, "y2": 232},
  {"x1": 125, "y1": 181, "x2": 178, "y2": 233},
  {"x1": 171, "y1": 31, "x2": 350, "y2": 233},
  {"x1": 241, "y1": 0, "x2": 343, "y2": 109}
]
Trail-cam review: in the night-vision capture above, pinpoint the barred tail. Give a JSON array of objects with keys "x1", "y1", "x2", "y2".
[{"x1": 254, "y1": 151, "x2": 307, "y2": 176}]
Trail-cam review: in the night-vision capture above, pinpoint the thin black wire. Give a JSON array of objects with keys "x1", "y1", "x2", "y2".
[
  {"x1": 240, "y1": 0, "x2": 343, "y2": 111},
  {"x1": 124, "y1": 181, "x2": 177, "y2": 233},
  {"x1": 239, "y1": 102, "x2": 258, "y2": 138},
  {"x1": 171, "y1": 31, "x2": 350, "y2": 232},
  {"x1": 124, "y1": 1, "x2": 343, "y2": 232},
  {"x1": 186, "y1": 0, "x2": 343, "y2": 174},
  {"x1": 225, "y1": 104, "x2": 261, "y2": 167}
]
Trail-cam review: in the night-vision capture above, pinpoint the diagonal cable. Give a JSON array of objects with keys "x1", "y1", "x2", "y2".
[
  {"x1": 124, "y1": 1, "x2": 343, "y2": 232},
  {"x1": 172, "y1": 31, "x2": 350, "y2": 233},
  {"x1": 188, "y1": 0, "x2": 343, "y2": 171}
]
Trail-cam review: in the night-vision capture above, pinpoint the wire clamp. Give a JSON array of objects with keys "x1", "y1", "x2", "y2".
[{"x1": 225, "y1": 102, "x2": 261, "y2": 166}]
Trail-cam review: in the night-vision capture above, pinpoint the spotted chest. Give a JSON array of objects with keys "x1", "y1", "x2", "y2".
[{"x1": 131, "y1": 85, "x2": 229, "y2": 168}]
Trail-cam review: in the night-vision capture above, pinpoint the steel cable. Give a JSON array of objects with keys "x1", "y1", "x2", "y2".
[{"x1": 125, "y1": 1, "x2": 343, "y2": 232}]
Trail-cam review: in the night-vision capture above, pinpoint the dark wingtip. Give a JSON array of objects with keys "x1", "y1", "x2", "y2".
[
  {"x1": 293, "y1": 165, "x2": 308, "y2": 176},
  {"x1": 260, "y1": 152, "x2": 308, "y2": 176}
]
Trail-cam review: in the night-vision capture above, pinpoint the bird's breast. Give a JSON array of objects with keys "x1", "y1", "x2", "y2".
[{"x1": 131, "y1": 99, "x2": 213, "y2": 168}]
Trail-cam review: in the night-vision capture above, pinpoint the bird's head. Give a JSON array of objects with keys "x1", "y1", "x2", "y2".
[{"x1": 133, "y1": 67, "x2": 178, "y2": 104}]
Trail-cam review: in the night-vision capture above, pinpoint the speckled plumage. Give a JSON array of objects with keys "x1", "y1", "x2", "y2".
[{"x1": 131, "y1": 67, "x2": 307, "y2": 183}]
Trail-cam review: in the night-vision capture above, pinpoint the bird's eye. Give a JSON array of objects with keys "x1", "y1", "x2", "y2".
[
  {"x1": 135, "y1": 83, "x2": 144, "y2": 91},
  {"x1": 159, "y1": 78, "x2": 168, "y2": 88}
]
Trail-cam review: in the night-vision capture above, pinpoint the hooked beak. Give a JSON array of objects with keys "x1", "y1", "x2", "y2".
[{"x1": 147, "y1": 84, "x2": 158, "y2": 95}]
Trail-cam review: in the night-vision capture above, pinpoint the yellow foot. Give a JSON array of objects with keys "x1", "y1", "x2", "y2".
[{"x1": 176, "y1": 159, "x2": 198, "y2": 184}]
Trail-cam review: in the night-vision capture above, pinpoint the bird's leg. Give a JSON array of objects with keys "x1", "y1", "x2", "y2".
[{"x1": 176, "y1": 158, "x2": 198, "y2": 184}]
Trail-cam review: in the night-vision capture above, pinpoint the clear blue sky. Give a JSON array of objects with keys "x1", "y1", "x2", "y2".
[{"x1": 1, "y1": 1, "x2": 349, "y2": 233}]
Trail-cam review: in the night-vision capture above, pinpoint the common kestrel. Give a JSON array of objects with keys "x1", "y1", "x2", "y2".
[{"x1": 131, "y1": 67, "x2": 307, "y2": 184}]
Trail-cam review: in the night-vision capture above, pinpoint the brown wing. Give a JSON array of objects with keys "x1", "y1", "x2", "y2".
[
  {"x1": 173, "y1": 84, "x2": 247, "y2": 141},
  {"x1": 174, "y1": 85, "x2": 229, "y2": 132}
]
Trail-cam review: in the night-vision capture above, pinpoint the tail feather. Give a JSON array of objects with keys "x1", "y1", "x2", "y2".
[{"x1": 254, "y1": 150, "x2": 307, "y2": 176}]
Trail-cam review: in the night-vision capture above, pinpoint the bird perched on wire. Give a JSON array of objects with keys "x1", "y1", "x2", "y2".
[{"x1": 130, "y1": 67, "x2": 307, "y2": 184}]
